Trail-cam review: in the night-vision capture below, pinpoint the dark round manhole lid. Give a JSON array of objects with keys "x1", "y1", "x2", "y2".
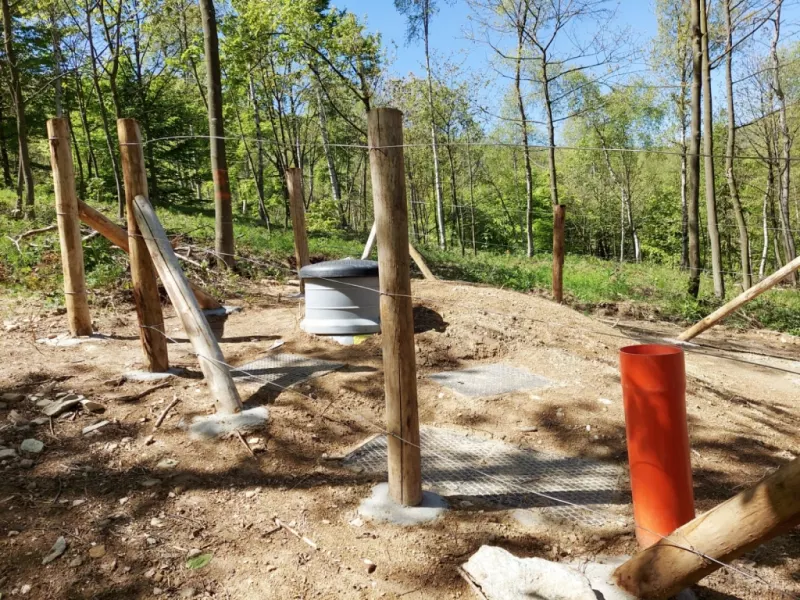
[{"x1": 300, "y1": 259, "x2": 379, "y2": 279}]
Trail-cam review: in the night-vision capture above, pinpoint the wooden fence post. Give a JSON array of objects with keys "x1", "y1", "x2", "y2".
[
  {"x1": 367, "y1": 107, "x2": 423, "y2": 507},
  {"x1": 133, "y1": 195, "x2": 242, "y2": 414},
  {"x1": 614, "y1": 457, "x2": 800, "y2": 599},
  {"x1": 552, "y1": 204, "x2": 566, "y2": 303},
  {"x1": 117, "y1": 118, "x2": 169, "y2": 372},
  {"x1": 47, "y1": 118, "x2": 92, "y2": 337},
  {"x1": 286, "y1": 168, "x2": 310, "y2": 293}
]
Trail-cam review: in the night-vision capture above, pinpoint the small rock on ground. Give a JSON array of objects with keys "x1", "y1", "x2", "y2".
[
  {"x1": 42, "y1": 536, "x2": 68, "y2": 565},
  {"x1": 20, "y1": 439, "x2": 44, "y2": 454}
]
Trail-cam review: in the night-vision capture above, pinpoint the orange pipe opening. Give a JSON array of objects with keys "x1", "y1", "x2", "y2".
[{"x1": 619, "y1": 344, "x2": 695, "y2": 548}]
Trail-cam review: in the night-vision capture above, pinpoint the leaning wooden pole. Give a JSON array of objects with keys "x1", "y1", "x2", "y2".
[
  {"x1": 133, "y1": 195, "x2": 242, "y2": 414},
  {"x1": 286, "y1": 168, "x2": 310, "y2": 294},
  {"x1": 363, "y1": 221, "x2": 437, "y2": 281},
  {"x1": 678, "y1": 253, "x2": 800, "y2": 341},
  {"x1": 117, "y1": 118, "x2": 169, "y2": 372},
  {"x1": 552, "y1": 204, "x2": 566, "y2": 303},
  {"x1": 361, "y1": 221, "x2": 377, "y2": 260},
  {"x1": 47, "y1": 118, "x2": 92, "y2": 336},
  {"x1": 614, "y1": 457, "x2": 800, "y2": 599},
  {"x1": 76, "y1": 200, "x2": 222, "y2": 310},
  {"x1": 367, "y1": 107, "x2": 423, "y2": 507}
]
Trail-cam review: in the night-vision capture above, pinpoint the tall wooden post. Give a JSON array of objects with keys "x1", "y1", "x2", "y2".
[
  {"x1": 286, "y1": 168, "x2": 310, "y2": 294},
  {"x1": 552, "y1": 204, "x2": 566, "y2": 303},
  {"x1": 117, "y1": 118, "x2": 169, "y2": 372},
  {"x1": 367, "y1": 108, "x2": 423, "y2": 507},
  {"x1": 47, "y1": 118, "x2": 92, "y2": 336}
]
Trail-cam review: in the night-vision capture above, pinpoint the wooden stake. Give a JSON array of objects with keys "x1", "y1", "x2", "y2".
[
  {"x1": 614, "y1": 457, "x2": 800, "y2": 599},
  {"x1": 286, "y1": 168, "x2": 310, "y2": 294},
  {"x1": 47, "y1": 118, "x2": 92, "y2": 336},
  {"x1": 133, "y1": 194, "x2": 243, "y2": 414},
  {"x1": 364, "y1": 221, "x2": 436, "y2": 281},
  {"x1": 361, "y1": 221, "x2": 377, "y2": 259},
  {"x1": 678, "y1": 253, "x2": 800, "y2": 341},
  {"x1": 408, "y1": 242, "x2": 436, "y2": 281},
  {"x1": 76, "y1": 199, "x2": 222, "y2": 310},
  {"x1": 552, "y1": 204, "x2": 566, "y2": 303},
  {"x1": 367, "y1": 107, "x2": 422, "y2": 507},
  {"x1": 117, "y1": 118, "x2": 169, "y2": 372}
]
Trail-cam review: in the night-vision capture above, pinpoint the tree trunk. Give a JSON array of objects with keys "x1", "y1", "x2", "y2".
[
  {"x1": 68, "y1": 112, "x2": 86, "y2": 199},
  {"x1": 679, "y1": 85, "x2": 689, "y2": 270},
  {"x1": 759, "y1": 164, "x2": 774, "y2": 279},
  {"x1": 2, "y1": 0, "x2": 34, "y2": 216},
  {"x1": 700, "y1": 0, "x2": 725, "y2": 298},
  {"x1": 85, "y1": 0, "x2": 124, "y2": 217},
  {"x1": 74, "y1": 72, "x2": 98, "y2": 179},
  {"x1": 51, "y1": 9, "x2": 63, "y2": 118},
  {"x1": 249, "y1": 72, "x2": 269, "y2": 229},
  {"x1": 467, "y1": 139, "x2": 477, "y2": 256},
  {"x1": 687, "y1": 0, "x2": 703, "y2": 297},
  {"x1": 542, "y1": 59, "x2": 558, "y2": 208},
  {"x1": 316, "y1": 85, "x2": 345, "y2": 227},
  {"x1": 423, "y1": 9, "x2": 446, "y2": 250},
  {"x1": 770, "y1": 0, "x2": 797, "y2": 283},
  {"x1": 0, "y1": 97, "x2": 12, "y2": 187},
  {"x1": 724, "y1": 0, "x2": 751, "y2": 290},
  {"x1": 515, "y1": 18, "x2": 534, "y2": 257},
  {"x1": 199, "y1": 0, "x2": 235, "y2": 268}
]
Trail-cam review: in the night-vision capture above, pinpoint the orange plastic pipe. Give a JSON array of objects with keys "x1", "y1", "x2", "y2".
[{"x1": 619, "y1": 344, "x2": 695, "y2": 548}]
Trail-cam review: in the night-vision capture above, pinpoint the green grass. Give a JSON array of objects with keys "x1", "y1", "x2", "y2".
[{"x1": 3, "y1": 191, "x2": 800, "y2": 335}]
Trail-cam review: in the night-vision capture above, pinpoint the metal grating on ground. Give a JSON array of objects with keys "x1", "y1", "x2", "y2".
[
  {"x1": 430, "y1": 363, "x2": 552, "y2": 398},
  {"x1": 231, "y1": 353, "x2": 343, "y2": 391},
  {"x1": 343, "y1": 427, "x2": 625, "y2": 526}
]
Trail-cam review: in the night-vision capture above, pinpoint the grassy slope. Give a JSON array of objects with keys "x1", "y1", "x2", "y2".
[{"x1": 2, "y1": 191, "x2": 800, "y2": 334}]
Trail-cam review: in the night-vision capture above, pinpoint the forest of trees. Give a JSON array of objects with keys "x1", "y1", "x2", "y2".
[{"x1": 3, "y1": 0, "x2": 800, "y2": 298}]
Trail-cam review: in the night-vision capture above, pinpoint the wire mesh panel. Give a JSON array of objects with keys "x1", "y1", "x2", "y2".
[
  {"x1": 430, "y1": 363, "x2": 553, "y2": 398},
  {"x1": 344, "y1": 427, "x2": 626, "y2": 526},
  {"x1": 231, "y1": 353, "x2": 344, "y2": 391}
]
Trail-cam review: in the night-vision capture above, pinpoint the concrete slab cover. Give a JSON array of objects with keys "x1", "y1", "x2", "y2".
[
  {"x1": 462, "y1": 546, "x2": 597, "y2": 600},
  {"x1": 36, "y1": 333, "x2": 110, "y2": 347},
  {"x1": 188, "y1": 406, "x2": 269, "y2": 440},
  {"x1": 430, "y1": 363, "x2": 552, "y2": 398},
  {"x1": 231, "y1": 353, "x2": 343, "y2": 392},
  {"x1": 123, "y1": 368, "x2": 184, "y2": 382},
  {"x1": 343, "y1": 427, "x2": 624, "y2": 525},
  {"x1": 357, "y1": 483, "x2": 447, "y2": 526}
]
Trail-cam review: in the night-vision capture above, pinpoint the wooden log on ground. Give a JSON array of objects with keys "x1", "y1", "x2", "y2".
[
  {"x1": 367, "y1": 107, "x2": 422, "y2": 507},
  {"x1": 76, "y1": 200, "x2": 222, "y2": 310},
  {"x1": 552, "y1": 204, "x2": 566, "y2": 304},
  {"x1": 286, "y1": 168, "x2": 310, "y2": 294},
  {"x1": 133, "y1": 194, "x2": 243, "y2": 414},
  {"x1": 47, "y1": 118, "x2": 92, "y2": 336},
  {"x1": 678, "y1": 254, "x2": 800, "y2": 341},
  {"x1": 613, "y1": 457, "x2": 800, "y2": 599},
  {"x1": 118, "y1": 118, "x2": 169, "y2": 372}
]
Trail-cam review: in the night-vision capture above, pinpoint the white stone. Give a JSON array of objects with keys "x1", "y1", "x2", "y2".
[
  {"x1": 188, "y1": 406, "x2": 269, "y2": 440},
  {"x1": 20, "y1": 439, "x2": 44, "y2": 454},
  {"x1": 462, "y1": 546, "x2": 597, "y2": 600}
]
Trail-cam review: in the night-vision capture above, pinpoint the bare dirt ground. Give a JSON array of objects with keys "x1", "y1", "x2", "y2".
[{"x1": 1, "y1": 278, "x2": 798, "y2": 599}]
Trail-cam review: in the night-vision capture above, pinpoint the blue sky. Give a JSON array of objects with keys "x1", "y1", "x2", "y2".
[{"x1": 336, "y1": 0, "x2": 661, "y2": 78}]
